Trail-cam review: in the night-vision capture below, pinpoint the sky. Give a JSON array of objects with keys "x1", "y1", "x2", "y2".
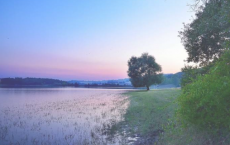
[{"x1": 0, "y1": 0, "x2": 195, "y2": 80}]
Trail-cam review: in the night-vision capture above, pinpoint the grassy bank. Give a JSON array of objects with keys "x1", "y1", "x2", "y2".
[
  {"x1": 118, "y1": 89, "x2": 230, "y2": 145},
  {"x1": 124, "y1": 89, "x2": 180, "y2": 133},
  {"x1": 116, "y1": 89, "x2": 180, "y2": 144}
]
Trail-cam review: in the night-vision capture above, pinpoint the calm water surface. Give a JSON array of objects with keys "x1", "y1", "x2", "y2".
[{"x1": 0, "y1": 88, "x2": 131, "y2": 145}]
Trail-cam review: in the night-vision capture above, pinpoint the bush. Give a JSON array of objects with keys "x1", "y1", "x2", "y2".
[
  {"x1": 180, "y1": 63, "x2": 215, "y2": 88},
  {"x1": 180, "y1": 66, "x2": 201, "y2": 88},
  {"x1": 177, "y1": 50, "x2": 230, "y2": 129}
]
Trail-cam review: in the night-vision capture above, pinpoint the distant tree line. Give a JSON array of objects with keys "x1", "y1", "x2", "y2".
[
  {"x1": 0, "y1": 77, "x2": 71, "y2": 87},
  {"x1": 0, "y1": 76, "x2": 183, "y2": 88},
  {"x1": 83, "y1": 83, "x2": 130, "y2": 88},
  {"x1": 0, "y1": 78, "x2": 133, "y2": 88}
]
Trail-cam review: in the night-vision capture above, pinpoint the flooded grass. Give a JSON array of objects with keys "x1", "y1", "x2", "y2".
[{"x1": 0, "y1": 88, "x2": 131, "y2": 145}]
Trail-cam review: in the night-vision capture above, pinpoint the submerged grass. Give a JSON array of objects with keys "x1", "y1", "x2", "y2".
[{"x1": 0, "y1": 90, "x2": 129, "y2": 145}]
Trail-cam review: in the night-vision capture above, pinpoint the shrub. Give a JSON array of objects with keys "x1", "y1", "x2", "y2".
[
  {"x1": 180, "y1": 65, "x2": 201, "y2": 88},
  {"x1": 177, "y1": 50, "x2": 230, "y2": 129},
  {"x1": 181, "y1": 63, "x2": 215, "y2": 88}
]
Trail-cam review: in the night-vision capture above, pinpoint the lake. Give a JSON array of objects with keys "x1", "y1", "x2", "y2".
[{"x1": 0, "y1": 88, "x2": 130, "y2": 145}]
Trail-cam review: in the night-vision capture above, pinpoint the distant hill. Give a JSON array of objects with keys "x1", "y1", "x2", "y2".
[{"x1": 160, "y1": 72, "x2": 183, "y2": 87}]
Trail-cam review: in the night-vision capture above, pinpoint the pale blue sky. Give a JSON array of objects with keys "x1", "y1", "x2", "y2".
[{"x1": 0, "y1": 0, "x2": 194, "y2": 80}]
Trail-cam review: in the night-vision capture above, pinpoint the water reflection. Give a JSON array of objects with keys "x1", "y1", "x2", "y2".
[{"x1": 0, "y1": 88, "x2": 130, "y2": 144}]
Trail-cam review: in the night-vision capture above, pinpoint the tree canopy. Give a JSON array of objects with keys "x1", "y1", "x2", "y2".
[
  {"x1": 127, "y1": 53, "x2": 162, "y2": 90},
  {"x1": 178, "y1": 0, "x2": 230, "y2": 135},
  {"x1": 179, "y1": 0, "x2": 230, "y2": 66}
]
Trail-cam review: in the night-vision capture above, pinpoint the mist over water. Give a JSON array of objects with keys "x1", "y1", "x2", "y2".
[{"x1": 0, "y1": 88, "x2": 130, "y2": 144}]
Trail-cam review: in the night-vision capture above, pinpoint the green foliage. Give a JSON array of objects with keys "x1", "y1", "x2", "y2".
[
  {"x1": 127, "y1": 53, "x2": 162, "y2": 90},
  {"x1": 178, "y1": 50, "x2": 230, "y2": 129},
  {"x1": 180, "y1": 66, "x2": 200, "y2": 88},
  {"x1": 180, "y1": 63, "x2": 214, "y2": 88},
  {"x1": 179, "y1": 0, "x2": 230, "y2": 66},
  {"x1": 161, "y1": 72, "x2": 183, "y2": 87}
]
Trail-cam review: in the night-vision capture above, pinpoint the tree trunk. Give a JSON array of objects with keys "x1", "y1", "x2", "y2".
[{"x1": 147, "y1": 86, "x2": 150, "y2": 91}]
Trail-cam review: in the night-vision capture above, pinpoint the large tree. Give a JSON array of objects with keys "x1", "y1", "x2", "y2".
[
  {"x1": 179, "y1": 0, "x2": 230, "y2": 66},
  {"x1": 127, "y1": 53, "x2": 162, "y2": 90}
]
